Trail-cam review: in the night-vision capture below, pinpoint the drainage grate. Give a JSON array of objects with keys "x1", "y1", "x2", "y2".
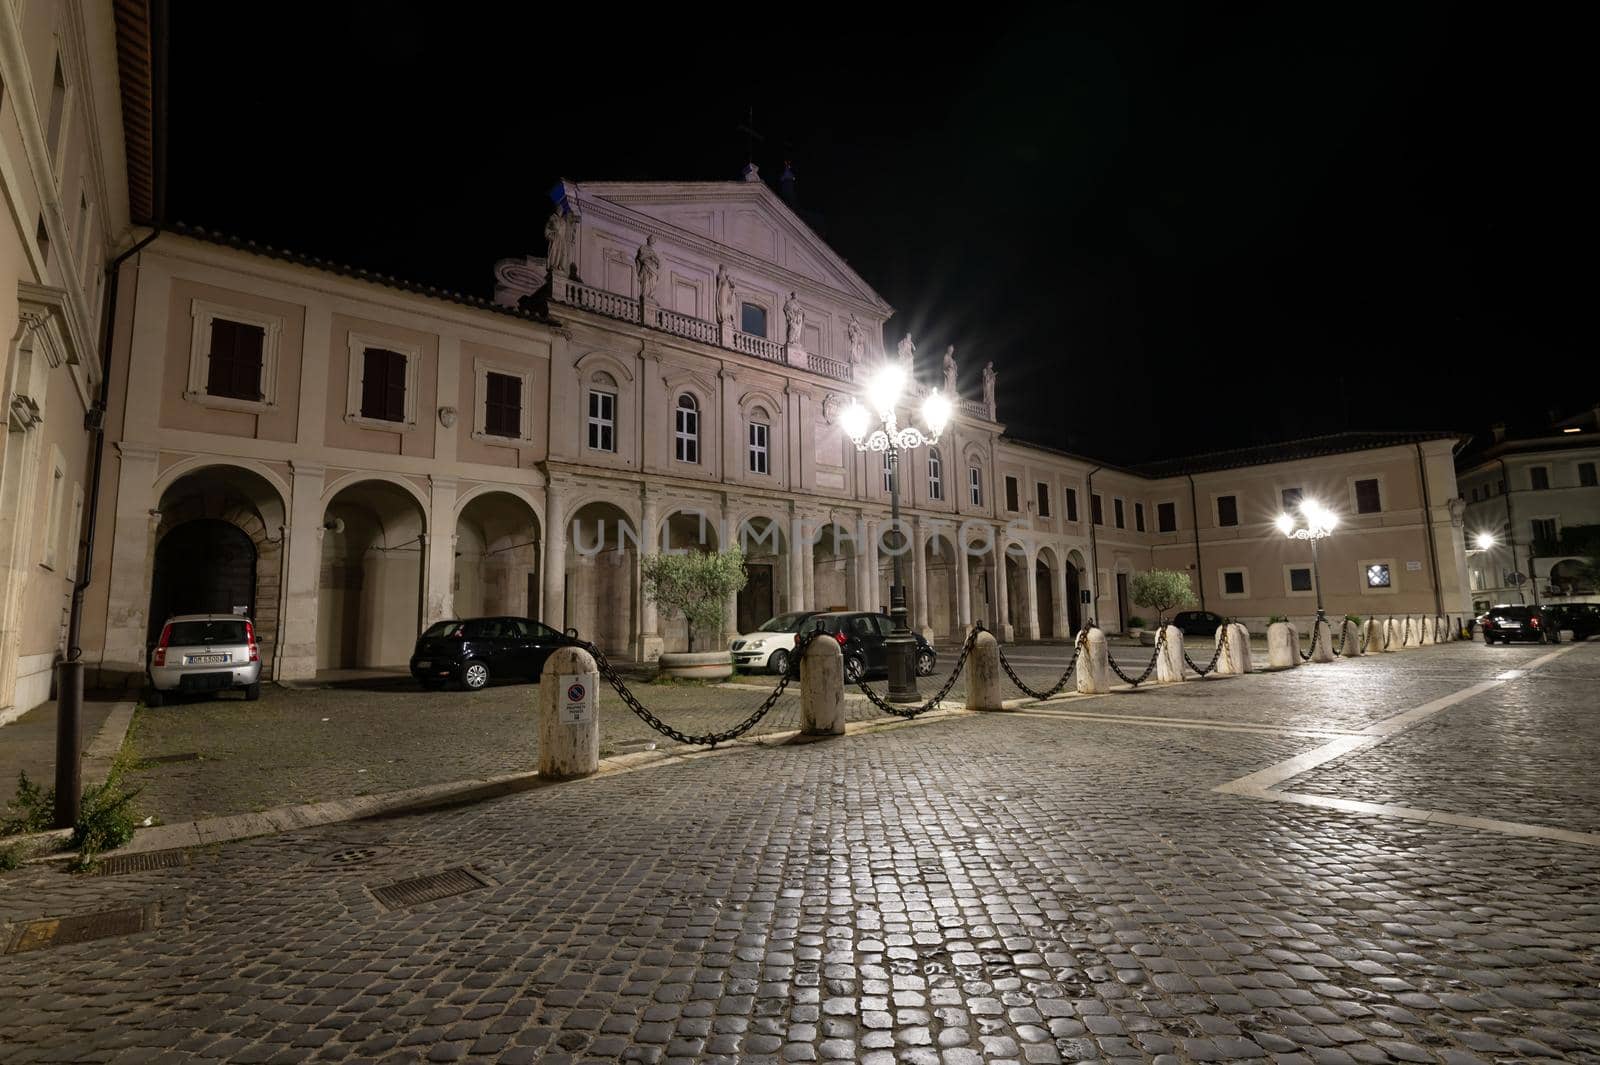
[
  {"x1": 326, "y1": 846, "x2": 386, "y2": 866},
  {"x1": 91, "y1": 850, "x2": 189, "y2": 877},
  {"x1": 6, "y1": 905, "x2": 156, "y2": 954},
  {"x1": 369, "y1": 867, "x2": 489, "y2": 911},
  {"x1": 144, "y1": 751, "x2": 201, "y2": 764}
]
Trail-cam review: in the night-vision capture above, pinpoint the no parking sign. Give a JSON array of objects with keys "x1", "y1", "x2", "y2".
[{"x1": 558, "y1": 674, "x2": 596, "y2": 725}]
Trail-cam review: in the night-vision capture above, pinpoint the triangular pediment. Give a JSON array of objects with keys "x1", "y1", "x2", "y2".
[{"x1": 575, "y1": 180, "x2": 890, "y2": 312}]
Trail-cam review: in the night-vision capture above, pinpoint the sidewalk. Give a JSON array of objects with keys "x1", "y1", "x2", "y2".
[{"x1": 0, "y1": 695, "x2": 136, "y2": 799}]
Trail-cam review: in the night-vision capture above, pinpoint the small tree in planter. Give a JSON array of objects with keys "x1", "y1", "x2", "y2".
[
  {"x1": 1129, "y1": 570, "x2": 1197, "y2": 628},
  {"x1": 640, "y1": 548, "x2": 748, "y2": 677}
]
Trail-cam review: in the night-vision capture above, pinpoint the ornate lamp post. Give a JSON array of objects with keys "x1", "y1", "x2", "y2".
[
  {"x1": 1276, "y1": 499, "x2": 1338, "y2": 627},
  {"x1": 840, "y1": 364, "x2": 951, "y2": 702}
]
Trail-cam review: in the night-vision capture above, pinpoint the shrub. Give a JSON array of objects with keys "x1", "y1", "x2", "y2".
[
  {"x1": 68, "y1": 777, "x2": 142, "y2": 872},
  {"x1": 1, "y1": 771, "x2": 54, "y2": 837},
  {"x1": 640, "y1": 547, "x2": 748, "y2": 652},
  {"x1": 1126, "y1": 616, "x2": 1147, "y2": 629},
  {"x1": 1267, "y1": 615, "x2": 1289, "y2": 624},
  {"x1": 1128, "y1": 570, "x2": 1197, "y2": 626},
  {"x1": 1344, "y1": 614, "x2": 1363, "y2": 624}
]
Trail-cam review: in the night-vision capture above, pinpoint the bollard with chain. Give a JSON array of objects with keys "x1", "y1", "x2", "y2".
[
  {"x1": 1362, "y1": 618, "x2": 1381, "y2": 655},
  {"x1": 1155, "y1": 624, "x2": 1185, "y2": 683},
  {"x1": 1268, "y1": 621, "x2": 1300, "y2": 669},
  {"x1": 539, "y1": 645, "x2": 601, "y2": 779},
  {"x1": 1076, "y1": 627, "x2": 1111, "y2": 693},
  {"x1": 967, "y1": 629, "x2": 1004, "y2": 711},
  {"x1": 799, "y1": 631, "x2": 844, "y2": 735},
  {"x1": 1340, "y1": 618, "x2": 1362, "y2": 658},
  {"x1": 996, "y1": 628, "x2": 1084, "y2": 700},
  {"x1": 1107, "y1": 623, "x2": 1165, "y2": 687},
  {"x1": 1309, "y1": 616, "x2": 1336, "y2": 662},
  {"x1": 850, "y1": 628, "x2": 981, "y2": 719}
]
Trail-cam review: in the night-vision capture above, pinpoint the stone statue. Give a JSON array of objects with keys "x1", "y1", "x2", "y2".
[
  {"x1": 715, "y1": 265, "x2": 737, "y2": 326},
  {"x1": 942, "y1": 345, "x2": 957, "y2": 394},
  {"x1": 845, "y1": 315, "x2": 865, "y2": 363},
  {"x1": 897, "y1": 333, "x2": 915, "y2": 375},
  {"x1": 544, "y1": 208, "x2": 575, "y2": 281},
  {"x1": 982, "y1": 361, "x2": 997, "y2": 415},
  {"x1": 635, "y1": 235, "x2": 660, "y2": 303},
  {"x1": 783, "y1": 291, "x2": 804, "y2": 346}
]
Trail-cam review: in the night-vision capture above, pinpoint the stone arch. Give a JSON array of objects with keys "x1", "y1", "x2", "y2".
[
  {"x1": 321, "y1": 469, "x2": 430, "y2": 520},
  {"x1": 1065, "y1": 548, "x2": 1088, "y2": 633},
  {"x1": 1548, "y1": 557, "x2": 1593, "y2": 596},
  {"x1": 454, "y1": 490, "x2": 542, "y2": 620},
  {"x1": 962, "y1": 523, "x2": 997, "y2": 630},
  {"x1": 1035, "y1": 544, "x2": 1060, "y2": 640},
  {"x1": 150, "y1": 465, "x2": 288, "y2": 678},
  {"x1": 922, "y1": 528, "x2": 960, "y2": 640},
  {"x1": 566, "y1": 499, "x2": 637, "y2": 653},
  {"x1": 575, "y1": 349, "x2": 635, "y2": 383},
  {"x1": 318, "y1": 479, "x2": 428, "y2": 670},
  {"x1": 733, "y1": 512, "x2": 789, "y2": 633},
  {"x1": 812, "y1": 520, "x2": 860, "y2": 612}
]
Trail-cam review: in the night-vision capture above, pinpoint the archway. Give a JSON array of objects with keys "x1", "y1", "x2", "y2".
[
  {"x1": 922, "y1": 531, "x2": 959, "y2": 639},
  {"x1": 455, "y1": 491, "x2": 541, "y2": 619},
  {"x1": 660, "y1": 509, "x2": 718, "y2": 652},
  {"x1": 1004, "y1": 545, "x2": 1028, "y2": 637},
  {"x1": 735, "y1": 515, "x2": 788, "y2": 633},
  {"x1": 150, "y1": 465, "x2": 286, "y2": 676},
  {"x1": 876, "y1": 521, "x2": 911, "y2": 620},
  {"x1": 566, "y1": 500, "x2": 637, "y2": 654},
  {"x1": 1035, "y1": 547, "x2": 1058, "y2": 640},
  {"x1": 965, "y1": 528, "x2": 996, "y2": 631},
  {"x1": 812, "y1": 522, "x2": 858, "y2": 612},
  {"x1": 319, "y1": 480, "x2": 427, "y2": 670},
  {"x1": 1065, "y1": 550, "x2": 1086, "y2": 634},
  {"x1": 1548, "y1": 558, "x2": 1593, "y2": 596}
]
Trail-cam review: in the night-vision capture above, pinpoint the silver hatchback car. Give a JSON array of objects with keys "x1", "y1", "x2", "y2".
[{"x1": 146, "y1": 614, "x2": 262, "y2": 705}]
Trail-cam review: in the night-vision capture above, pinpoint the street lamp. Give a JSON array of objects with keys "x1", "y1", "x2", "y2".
[
  {"x1": 1276, "y1": 499, "x2": 1338, "y2": 626},
  {"x1": 841, "y1": 365, "x2": 950, "y2": 702}
]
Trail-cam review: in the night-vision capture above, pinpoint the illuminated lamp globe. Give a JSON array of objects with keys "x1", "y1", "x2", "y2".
[
  {"x1": 839, "y1": 400, "x2": 871, "y2": 443},
  {"x1": 867, "y1": 363, "x2": 905, "y2": 418},
  {"x1": 921, "y1": 389, "x2": 951, "y2": 436}
]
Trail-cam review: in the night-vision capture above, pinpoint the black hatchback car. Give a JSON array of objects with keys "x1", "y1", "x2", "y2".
[
  {"x1": 1477, "y1": 605, "x2": 1548, "y2": 644},
  {"x1": 1538, "y1": 603, "x2": 1600, "y2": 641},
  {"x1": 410, "y1": 616, "x2": 577, "y2": 690},
  {"x1": 1171, "y1": 610, "x2": 1227, "y2": 638},
  {"x1": 807, "y1": 611, "x2": 937, "y2": 682}
]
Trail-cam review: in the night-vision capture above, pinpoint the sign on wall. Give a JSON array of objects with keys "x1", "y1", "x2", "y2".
[
  {"x1": 1405, "y1": 561, "x2": 1423, "y2": 571},
  {"x1": 558, "y1": 675, "x2": 596, "y2": 725}
]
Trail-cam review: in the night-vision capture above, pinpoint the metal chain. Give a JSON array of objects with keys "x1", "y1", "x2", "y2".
[
  {"x1": 850, "y1": 627, "x2": 982, "y2": 718},
  {"x1": 1331, "y1": 619, "x2": 1346, "y2": 656},
  {"x1": 1299, "y1": 615, "x2": 1327, "y2": 662},
  {"x1": 997, "y1": 629, "x2": 1086, "y2": 700},
  {"x1": 1358, "y1": 621, "x2": 1371, "y2": 655},
  {"x1": 1108, "y1": 623, "x2": 1166, "y2": 686},
  {"x1": 1183, "y1": 625, "x2": 1227, "y2": 677},
  {"x1": 1383, "y1": 615, "x2": 1393, "y2": 651},
  {"x1": 579, "y1": 629, "x2": 821, "y2": 748}
]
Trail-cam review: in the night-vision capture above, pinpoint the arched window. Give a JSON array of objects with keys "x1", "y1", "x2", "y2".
[
  {"x1": 674, "y1": 393, "x2": 699, "y2": 464},
  {"x1": 747, "y1": 407, "x2": 770, "y2": 475},
  {"x1": 927, "y1": 448, "x2": 943, "y2": 501},
  {"x1": 968, "y1": 464, "x2": 983, "y2": 506},
  {"x1": 586, "y1": 371, "x2": 617, "y2": 452}
]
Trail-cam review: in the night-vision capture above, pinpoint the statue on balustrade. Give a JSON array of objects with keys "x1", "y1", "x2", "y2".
[
  {"x1": 897, "y1": 333, "x2": 916, "y2": 375},
  {"x1": 635, "y1": 235, "x2": 660, "y2": 303},
  {"x1": 845, "y1": 315, "x2": 866, "y2": 363},
  {"x1": 544, "y1": 207, "x2": 577, "y2": 281},
  {"x1": 942, "y1": 346, "x2": 957, "y2": 394},
  {"x1": 716, "y1": 265, "x2": 737, "y2": 327},
  {"x1": 982, "y1": 361, "x2": 997, "y2": 415},
  {"x1": 783, "y1": 292, "x2": 805, "y2": 346}
]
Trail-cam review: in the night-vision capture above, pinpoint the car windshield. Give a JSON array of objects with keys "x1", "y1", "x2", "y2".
[
  {"x1": 422, "y1": 621, "x2": 465, "y2": 638},
  {"x1": 757, "y1": 613, "x2": 812, "y2": 633},
  {"x1": 1492, "y1": 608, "x2": 1536, "y2": 620},
  {"x1": 167, "y1": 620, "x2": 247, "y2": 645}
]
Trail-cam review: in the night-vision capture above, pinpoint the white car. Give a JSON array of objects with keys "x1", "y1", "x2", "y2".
[{"x1": 729, "y1": 611, "x2": 822, "y2": 674}]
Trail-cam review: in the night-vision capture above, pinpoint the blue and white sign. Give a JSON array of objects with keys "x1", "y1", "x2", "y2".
[{"x1": 558, "y1": 674, "x2": 595, "y2": 725}]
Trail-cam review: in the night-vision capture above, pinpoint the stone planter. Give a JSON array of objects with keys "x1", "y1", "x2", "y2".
[
  {"x1": 657, "y1": 651, "x2": 734, "y2": 681},
  {"x1": 1138, "y1": 629, "x2": 1156, "y2": 647}
]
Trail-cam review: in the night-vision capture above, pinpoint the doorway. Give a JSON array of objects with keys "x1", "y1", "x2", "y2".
[
  {"x1": 148, "y1": 519, "x2": 257, "y2": 646},
  {"x1": 738, "y1": 563, "x2": 775, "y2": 633},
  {"x1": 1116, "y1": 572, "x2": 1129, "y2": 632},
  {"x1": 1066, "y1": 565, "x2": 1082, "y2": 634}
]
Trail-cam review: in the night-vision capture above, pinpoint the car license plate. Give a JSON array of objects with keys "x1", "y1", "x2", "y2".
[
  {"x1": 1501, "y1": 622, "x2": 1521, "y2": 629},
  {"x1": 188, "y1": 654, "x2": 228, "y2": 664},
  {"x1": 416, "y1": 660, "x2": 431, "y2": 669}
]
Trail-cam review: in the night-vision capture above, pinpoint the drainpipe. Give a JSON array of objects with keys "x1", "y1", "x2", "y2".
[
  {"x1": 1086, "y1": 466, "x2": 1102, "y2": 624},
  {"x1": 1414, "y1": 444, "x2": 1444, "y2": 616},
  {"x1": 1186, "y1": 474, "x2": 1206, "y2": 611},
  {"x1": 1497, "y1": 456, "x2": 1538, "y2": 607}
]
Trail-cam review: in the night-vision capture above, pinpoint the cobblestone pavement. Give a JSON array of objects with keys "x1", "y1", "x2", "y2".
[{"x1": 2, "y1": 641, "x2": 1597, "y2": 1063}]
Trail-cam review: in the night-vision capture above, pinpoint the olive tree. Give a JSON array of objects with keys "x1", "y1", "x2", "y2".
[
  {"x1": 640, "y1": 548, "x2": 748, "y2": 652},
  {"x1": 1129, "y1": 569, "x2": 1197, "y2": 627}
]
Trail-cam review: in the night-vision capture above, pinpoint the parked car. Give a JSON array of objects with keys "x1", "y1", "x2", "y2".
[
  {"x1": 805, "y1": 611, "x2": 937, "y2": 682},
  {"x1": 146, "y1": 614, "x2": 262, "y2": 705},
  {"x1": 1539, "y1": 603, "x2": 1600, "y2": 641},
  {"x1": 410, "y1": 616, "x2": 577, "y2": 690},
  {"x1": 729, "y1": 611, "x2": 822, "y2": 674},
  {"x1": 1477, "y1": 605, "x2": 1549, "y2": 644},
  {"x1": 1170, "y1": 610, "x2": 1227, "y2": 638}
]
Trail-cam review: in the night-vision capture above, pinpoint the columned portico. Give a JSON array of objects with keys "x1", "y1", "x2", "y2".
[
  {"x1": 637, "y1": 488, "x2": 662, "y2": 661},
  {"x1": 542, "y1": 481, "x2": 568, "y2": 629},
  {"x1": 863, "y1": 517, "x2": 881, "y2": 614},
  {"x1": 1022, "y1": 547, "x2": 1040, "y2": 641},
  {"x1": 955, "y1": 529, "x2": 972, "y2": 633},
  {"x1": 277, "y1": 461, "x2": 327, "y2": 680},
  {"x1": 912, "y1": 518, "x2": 931, "y2": 639},
  {"x1": 993, "y1": 527, "x2": 1013, "y2": 642},
  {"x1": 96, "y1": 443, "x2": 164, "y2": 685},
  {"x1": 787, "y1": 506, "x2": 806, "y2": 617},
  {"x1": 423, "y1": 477, "x2": 458, "y2": 626}
]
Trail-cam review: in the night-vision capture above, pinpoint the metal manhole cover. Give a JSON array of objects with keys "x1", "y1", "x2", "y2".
[
  {"x1": 369, "y1": 867, "x2": 490, "y2": 911},
  {"x1": 92, "y1": 850, "x2": 189, "y2": 876},
  {"x1": 7, "y1": 904, "x2": 158, "y2": 954}
]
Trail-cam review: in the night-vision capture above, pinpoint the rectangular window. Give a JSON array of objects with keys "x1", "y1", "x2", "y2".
[
  {"x1": 1281, "y1": 486, "x2": 1303, "y2": 510},
  {"x1": 1113, "y1": 498, "x2": 1125, "y2": 529},
  {"x1": 1222, "y1": 570, "x2": 1245, "y2": 596},
  {"x1": 1004, "y1": 476, "x2": 1019, "y2": 512},
  {"x1": 359, "y1": 348, "x2": 408, "y2": 423},
  {"x1": 1580, "y1": 462, "x2": 1597, "y2": 487},
  {"x1": 740, "y1": 302, "x2": 767, "y2": 337},
  {"x1": 1216, "y1": 495, "x2": 1239, "y2": 527},
  {"x1": 748, "y1": 422, "x2": 769, "y2": 474},
  {"x1": 674, "y1": 400, "x2": 699, "y2": 463},
  {"x1": 1157, "y1": 501, "x2": 1176, "y2": 533},
  {"x1": 205, "y1": 318, "x2": 266, "y2": 401},
  {"x1": 483, "y1": 371, "x2": 522, "y2": 438},
  {"x1": 1532, "y1": 517, "x2": 1557, "y2": 549},
  {"x1": 1354, "y1": 478, "x2": 1382, "y2": 514},
  {"x1": 927, "y1": 452, "x2": 943, "y2": 501},
  {"x1": 1530, "y1": 466, "x2": 1550, "y2": 490},
  {"x1": 1065, "y1": 487, "x2": 1078, "y2": 522},
  {"x1": 1135, "y1": 502, "x2": 1146, "y2": 532},
  {"x1": 1036, "y1": 483, "x2": 1050, "y2": 518},
  {"x1": 587, "y1": 389, "x2": 616, "y2": 452},
  {"x1": 1289, "y1": 566, "x2": 1313, "y2": 592},
  {"x1": 46, "y1": 56, "x2": 67, "y2": 158},
  {"x1": 1365, "y1": 563, "x2": 1392, "y2": 588},
  {"x1": 1091, "y1": 494, "x2": 1103, "y2": 525},
  {"x1": 969, "y1": 467, "x2": 982, "y2": 506}
]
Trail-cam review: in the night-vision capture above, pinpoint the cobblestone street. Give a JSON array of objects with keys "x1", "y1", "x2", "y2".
[{"x1": 3, "y1": 640, "x2": 1598, "y2": 1063}]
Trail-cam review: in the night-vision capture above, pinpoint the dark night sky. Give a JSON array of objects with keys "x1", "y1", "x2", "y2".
[{"x1": 167, "y1": 3, "x2": 1594, "y2": 465}]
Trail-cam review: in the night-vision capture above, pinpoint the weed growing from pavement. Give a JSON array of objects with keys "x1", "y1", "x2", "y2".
[
  {"x1": 0, "y1": 767, "x2": 144, "y2": 873},
  {"x1": 1, "y1": 771, "x2": 55, "y2": 836}
]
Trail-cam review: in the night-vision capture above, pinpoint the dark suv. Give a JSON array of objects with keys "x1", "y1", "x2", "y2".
[
  {"x1": 1541, "y1": 603, "x2": 1600, "y2": 641},
  {"x1": 410, "y1": 616, "x2": 577, "y2": 690},
  {"x1": 806, "y1": 611, "x2": 937, "y2": 682},
  {"x1": 1171, "y1": 610, "x2": 1227, "y2": 638},
  {"x1": 1477, "y1": 605, "x2": 1548, "y2": 644}
]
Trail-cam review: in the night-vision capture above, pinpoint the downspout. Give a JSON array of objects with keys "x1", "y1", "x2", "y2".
[
  {"x1": 1186, "y1": 474, "x2": 1206, "y2": 612},
  {"x1": 1498, "y1": 456, "x2": 1537, "y2": 606},
  {"x1": 1414, "y1": 444, "x2": 1444, "y2": 616},
  {"x1": 1086, "y1": 465, "x2": 1102, "y2": 624}
]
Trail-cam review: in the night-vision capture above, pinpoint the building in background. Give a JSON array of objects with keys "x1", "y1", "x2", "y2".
[{"x1": 1458, "y1": 407, "x2": 1600, "y2": 610}]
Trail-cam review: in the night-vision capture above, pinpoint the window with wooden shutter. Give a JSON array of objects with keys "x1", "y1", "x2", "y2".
[
  {"x1": 484, "y1": 372, "x2": 522, "y2": 438},
  {"x1": 360, "y1": 348, "x2": 408, "y2": 422},
  {"x1": 206, "y1": 318, "x2": 266, "y2": 401}
]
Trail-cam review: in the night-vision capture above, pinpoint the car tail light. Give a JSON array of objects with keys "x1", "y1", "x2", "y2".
[
  {"x1": 152, "y1": 624, "x2": 172, "y2": 667},
  {"x1": 245, "y1": 620, "x2": 260, "y2": 662},
  {"x1": 834, "y1": 631, "x2": 848, "y2": 646},
  {"x1": 1530, "y1": 616, "x2": 1540, "y2": 628}
]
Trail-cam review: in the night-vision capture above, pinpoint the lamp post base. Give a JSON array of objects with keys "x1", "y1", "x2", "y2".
[{"x1": 885, "y1": 604, "x2": 921, "y2": 703}]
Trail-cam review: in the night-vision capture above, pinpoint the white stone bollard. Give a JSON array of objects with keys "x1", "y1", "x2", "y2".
[
  {"x1": 539, "y1": 645, "x2": 600, "y2": 779},
  {"x1": 1155, "y1": 625, "x2": 1185, "y2": 683},
  {"x1": 1075, "y1": 628, "x2": 1111, "y2": 694},
  {"x1": 1267, "y1": 622, "x2": 1300, "y2": 670},
  {"x1": 1420, "y1": 615, "x2": 1435, "y2": 645},
  {"x1": 1228, "y1": 623, "x2": 1254, "y2": 673},
  {"x1": 1362, "y1": 618, "x2": 1382, "y2": 655},
  {"x1": 1340, "y1": 619, "x2": 1362, "y2": 658},
  {"x1": 799, "y1": 634, "x2": 844, "y2": 735},
  {"x1": 966, "y1": 630, "x2": 1004, "y2": 711},
  {"x1": 1213, "y1": 623, "x2": 1250, "y2": 675},
  {"x1": 1310, "y1": 618, "x2": 1335, "y2": 663},
  {"x1": 1382, "y1": 618, "x2": 1401, "y2": 652}
]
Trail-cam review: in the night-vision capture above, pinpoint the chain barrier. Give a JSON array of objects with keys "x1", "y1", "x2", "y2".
[
  {"x1": 579, "y1": 629, "x2": 822, "y2": 748},
  {"x1": 997, "y1": 629, "x2": 1087, "y2": 699},
  {"x1": 1183, "y1": 625, "x2": 1227, "y2": 677},
  {"x1": 1383, "y1": 615, "x2": 1394, "y2": 651},
  {"x1": 1358, "y1": 621, "x2": 1371, "y2": 655},
  {"x1": 1298, "y1": 615, "x2": 1328, "y2": 662},
  {"x1": 1108, "y1": 623, "x2": 1166, "y2": 686},
  {"x1": 850, "y1": 626, "x2": 982, "y2": 718}
]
